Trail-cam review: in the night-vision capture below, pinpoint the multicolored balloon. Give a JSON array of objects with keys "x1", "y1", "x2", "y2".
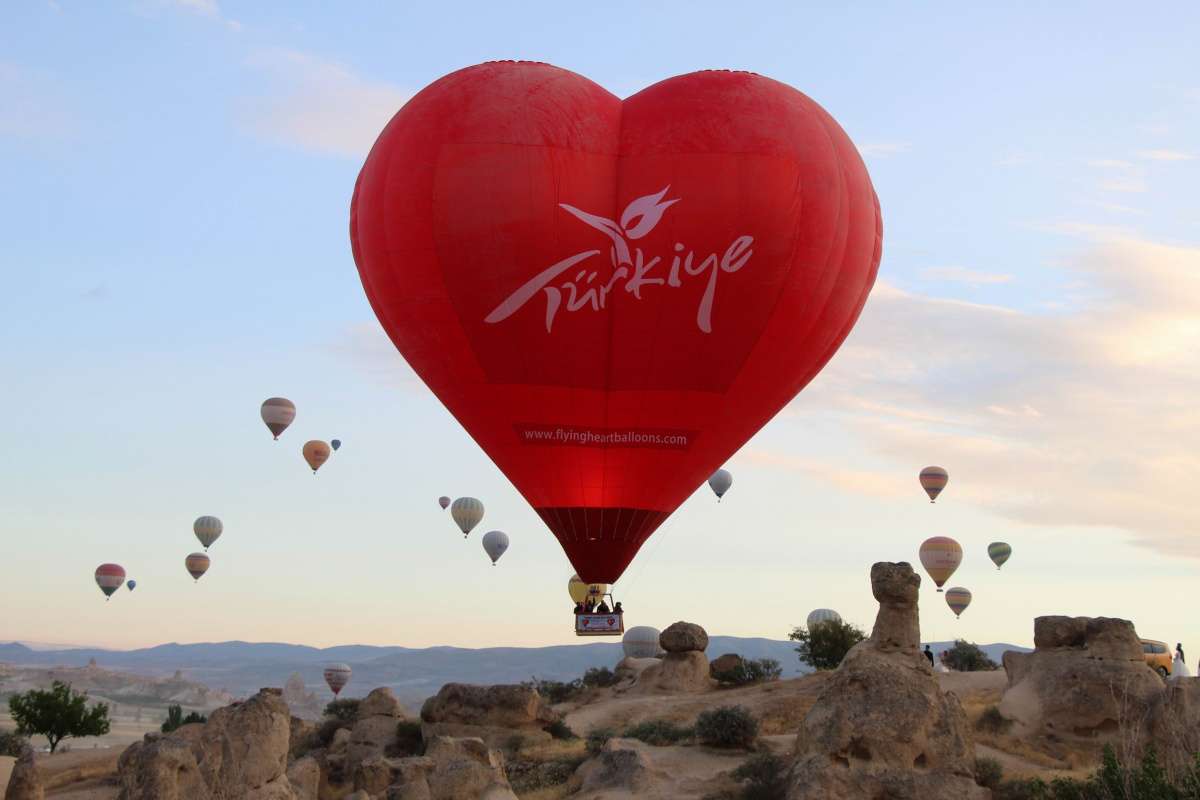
[
  {"x1": 126, "y1": 579, "x2": 137, "y2": 591},
  {"x1": 945, "y1": 587, "x2": 972, "y2": 618},
  {"x1": 918, "y1": 536, "x2": 962, "y2": 592},
  {"x1": 260, "y1": 398, "x2": 296, "y2": 440},
  {"x1": 323, "y1": 663, "x2": 352, "y2": 697},
  {"x1": 450, "y1": 497, "x2": 484, "y2": 538},
  {"x1": 193, "y1": 516, "x2": 223, "y2": 551},
  {"x1": 988, "y1": 542, "x2": 1012, "y2": 570},
  {"x1": 331, "y1": 439, "x2": 342, "y2": 452},
  {"x1": 622, "y1": 626, "x2": 662, "y2": 659},
  {"x1": 919, "y1": 466, "x2": 949, "y2": 503},
  {"x1": 303, "y1": 440, "x2": 332, "y2": 474},
  {"x1": 707, "y1": 469, "x2": 733, "y2": 501},
  {"x1": 806, "y1": 608, "x2": 842, "y2": 629},
  {"x1": 567, "y1": 573, "x2": 607, "y2": 605},
  {"x1": 185, "y1": 553, "x2": 211, "y2": 582},
  {"x1": 481, "y1": 530, "x2": 509, "y2": 565},
  {"x1": 94, "y1": 563, "x2": 126, "y2": 600},
  {"x1": 438, "y1": 496, "x2": 451, "y2": 510},
  {"x1": 350, "y1": 61, "x2": 882, "y2": 585}
]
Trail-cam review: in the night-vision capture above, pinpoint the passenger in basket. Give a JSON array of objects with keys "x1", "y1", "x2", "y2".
[
  {"x1": 596, "y1": 600, "x2": 611, "y2": 613},
  {"x1": 613, "y1": 602, "x2": 623, "y2": 614},
  {"x1": 573, "y1": 602, "x2": 584, "y2": 614}
]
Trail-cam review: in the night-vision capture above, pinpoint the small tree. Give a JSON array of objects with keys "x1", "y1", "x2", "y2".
[
  {"x1": 789, "y1": 620, "x2": 866, "y2": 670},
  {"x1": 940, "y1": 640, "x2": 998, "y2": 672},
  {"x1": 8, "y1": 681, "x2": 111, "y2": 753},
  {"x1": 161, "y1": 704, "x2": 207, "y2": 733},
  {"x1": 323, "y1": 698, "x2": 361, "y2": 721}
]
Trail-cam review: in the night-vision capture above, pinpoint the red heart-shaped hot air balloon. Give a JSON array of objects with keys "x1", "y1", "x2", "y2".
[{"x1": 351, "y1": 61, "x2": 881, "y2": 584}]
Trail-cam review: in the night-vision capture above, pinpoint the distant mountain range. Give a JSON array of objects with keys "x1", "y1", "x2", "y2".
[{"x1": 0, "y1": 638, "x2": 1029, "y2": 712}]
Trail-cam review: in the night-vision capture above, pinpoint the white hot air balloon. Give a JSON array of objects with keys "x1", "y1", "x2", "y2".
[
  {"x1": 806, "y1": 608, "x2": 842, "y2": 629},
  {"x1": 323, "y1": 663, "x2": 352, "y2": 697},
  {"x1": 450, "y1": 497, "x2": 484, "y2": 538},
  {"x1": 622, "y1": 626, "x2": 662, "y2": 659},
  {"x1": 481, "y1": 530, "x2": 509, "y2": 565},
  {"x1": 193, "y1": 516, "x2": 223, "y2": 551},
  {"x1": 707, "y1": 468, "x2": 733, "y2": 501}
]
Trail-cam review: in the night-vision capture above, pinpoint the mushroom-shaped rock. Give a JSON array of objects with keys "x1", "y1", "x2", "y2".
[
  {"x1": 659, "y1": 621, "x2": 708, "y2": 653},
  {"x1": 420, "y1": 683, "x2": 558, "y2": 750},
  {"x1": 868, "y1": 561, "x2": 922, "y2": 653}
]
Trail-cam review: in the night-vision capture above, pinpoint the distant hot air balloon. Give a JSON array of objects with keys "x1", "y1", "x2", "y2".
[
  {"x1": 945, "y1": 587, "x2": 972, "y2": 618},
  {"x1": 806, "y1": 608, "x2": 842, "y2": 629},
  {"x1": 260, "y1": 397, "x2": 296, "y2": 440},
  {"x1": 185, "y1": 553, "x2": 211, "y2": 582},
  {"x1": 450, "y1": 497, "x2": 484, "y2": 538},
  {"x1": 331, "y1": 439, "x2": 342, "y2": 452},
  {"x1": 919, "y1": 466, "x2": 949, "y2": 503},
  {"x1": 323, "y1": 663, "x2": 352, "y2": 697},
  {"x1": 438, "y1": 496, "x2": 451, "y2": 510},
  {"x1": 918, "y1": 536, "x2": 962, "y2": 592},
  {"x1": 94, "y1": 564, "x2": 126, "y2": 600},
  {"x1": 707, "y1": 469, "x2": 733, "y2": 501},
  {"x1": 622, "y1": 626, "x2": 662, "y2": 659},
  {"x1": 567, "y1": 573, "x2": 608, "y2": 606},
  {"x1": 303, "y1": 440, "x2": 332, "y2": 474},
  {"x1": 988, "y1": 542, "x2": 1012, "y2": 570},
  {"x1": 193, "y1": 516, "x2": 223, "y2": 551},
  {"x1": 127, "y1": 579, "x2": 137, "y2": 591},
  {"x1": 481, "y1": 530, "x2": 509, "y2": 565}
]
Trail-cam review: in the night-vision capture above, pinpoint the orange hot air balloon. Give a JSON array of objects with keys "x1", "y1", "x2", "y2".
[
  {"x1": 945, "y1": 586, "x2": 972, "y2": 618},
  {"x1": 918, "y1": 536, "x2": 962, "y2": 592},
  {"x1": 303, "y1": 440, "x2": 331, "y2": 474},
  {"x1": 919, "y1": 466, "x2": 949, "y2": 503},
  {"x1": 185, "y1": 553, "x2": 211, "y2": 582}
]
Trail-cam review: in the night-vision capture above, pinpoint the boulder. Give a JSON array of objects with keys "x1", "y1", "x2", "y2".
[
  {"x1": 422, "y1": 736, "x2": 516, "y2": 800},
  {"x1": 420, "y1": 684, "x2": 558, "y2": 729},
  {"x1": 613, "y1": 655, "x2": 661, "y2": 689},
  {"x1": 289, "y1": 716, "x2": 319, "y2": 760},
  {"x1": 633, "y1": 651, "x2": 714, "y2": 694},
  {"x1": 194, "y1": 688, "x2": 292, "y2": 795},
  {"x1": 355, "y1": 754, "x2": 400, "y2": 795},
  {"x1": 999, "y1": 615, "x2": 1163, "y2": 739},
  {"x1": 117, "y1": 733, "x2": 210, "y2": 800},
  {"x1": 330, "y1": 726, "x2": 351, "y2": 755},
  {"x1": 347, "y1": 687, "x2": 409, "y2": 778},
  {"x1": 5, "y1": 746, "x2": 44, "y2": 800},
  {"x1": 576, "y1": 738, "x2": 661, "y2": 793},
  {"x1": 659, "y1": 621, "x2": 708, "y2": 653},
  {"x1": 787, "y1": 562, "x2": 987, "y2": 800},
  {"x1": 286, "y1": 755, "x2": 319, "y2": 800}
]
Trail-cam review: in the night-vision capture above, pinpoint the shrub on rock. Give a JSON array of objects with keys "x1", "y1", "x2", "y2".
[{"x1": 696, "y1": 705, "x2": 758, "y2": 749}]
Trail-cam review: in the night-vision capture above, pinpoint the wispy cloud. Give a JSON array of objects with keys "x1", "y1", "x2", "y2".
[
  {"x1": 1137, "y1": 149, "x2": 1195, "y2": 162},
  {"x1": 239, "y1": 49, "x2": 409, "y2": 158},
  {"x1": 919, "y1": 266, "x2": 1013, "y2": 286},
  {"x1": 856, "y1": 141, "x2": 911, "y2": 158}
]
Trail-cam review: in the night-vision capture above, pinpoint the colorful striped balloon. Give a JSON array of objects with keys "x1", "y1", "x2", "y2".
[
  {"x1": 919, "y1": 466, "x2": 949, "y2": 503},
  {"x1": 945, "y1": 586, "x2": 972, "y2": 618},
  {"x1": 260, "y1": 397, "x2": 296, "y2": 440},
  {"x1": 193, "y1": 516, "x2": 223, "y2": 551},
  {"x1": 988, "y1": 542, "x2": 1012, "y2": 570},
  {"x1": 918, "y1": 536, "x2": 962, "y2": 592},
  {"x1": 94, "y1": 563, "x2": 126, "y2": 600},
  {"x1": 323, "y1": 663, "x2": 352, "y2": 697},
  {"x1": 185, "y1": 553, "x2": 211, "y2": 582},
  {"x1": 450, "y1": 497, "x2": 484, "y2": 538}
]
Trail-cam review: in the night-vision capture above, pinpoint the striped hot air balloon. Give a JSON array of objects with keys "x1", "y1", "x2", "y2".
[
  {"x1": 193, "y1": 516, "x2": 223, "y2": 551},
  {"x1": 919, "y1": 466, "x2": 949, "y2": 503},
  {"x1": 185, "y1": 553, "x2": 211, "y2": 582},
  {"x1": 481, "y1": 530, "x2": 509, "y2": 565},
  {"x1": 988, "y1": 542, "x2": 1012, "y2": 570},
  {"x1": 708, "y1": 468, "x2": 733, "y2": 501},
  {"x1": 945, "y1": 587, "x2": 972, "y2": 618},
  {"x1": 323, "y1": 663, "x2": 352, "y2": 697},
  {"x1": 450, "y1": 497, "x2": 484, "y2": 538},
  {"x1": 622, "y1": 626, "x2": 662, "y2": 659},
  {"x1": 260, "y1": 397, "x2": 296, "y2": 440},
  {"x1": 303, "y1": 440, "x2": 332, "y2": 474},
  {"x1": 438, "y1": 496, "x2": 451, "y2": 510},
  {"x1": 94, "y1": 563, "x2": 126, "y2": 600},
  {"x1": 918, "y1": 536, "x2": 962, "y2": 592},
  {"x1": 806, "y1": 608, "x2": 842, "y2": 629}
]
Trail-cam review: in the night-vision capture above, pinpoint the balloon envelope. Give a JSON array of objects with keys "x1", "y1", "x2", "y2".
[
  {"x1": 193, "y1": 515, "x2": 223, "y2": 551},
  {"x1": 567, "y1": 573, "x2": 608, "y2": 605},
  {"x1": 919, "y1": 466, "x2": 949, "y2": 502},
  {"x1": 945, "y1": 587, "x2": 972, "y2": 618},
  {"x1": 622, "y1": 626, "x2": 662, "y2": 659},
  {"x1": 94, "y1": 563, "x2": 126, "y2": 598},
  {"x1": 988, "y1": 542, "x2": 1012, "y2": 569},
  {"x1": 303, "y1": 441, "x2": 332, "y2": 473},
  {"x1": 185, "y1": 553, "x2": 211, "y2": 582},
  {"x1": 450, "y1": 497, "x2": 484, "y2": 537},
  {"x1": 806, "y1": 608, "x2": 842, "y2": 629},
  {"x1": 707, "y1": 469, "x2": 733, "y2": 500},
  {"x1": 438, "y1": 496, "x2": 451, "y2": 510},
  {"x1": 127, "y1": 579, "x2": 137, "y2": 591},
  {"x1": 481, "y1": 530, "x2": 510, "y2": 564},
  {"x1": 350, "y1": 61, "x2": 882, "y2": 584},
  {"x1": 323, "y1": 663, "x2": 352, "y2": 696},
  {"x1": 260, "y1": 398, "x2": 296, "y2": 440},
  {"x1": 918, "y1": 536, "x2": 962, "y2": 591},
  {"x1": 331, "y1": 439, "x2": 341, "y2": 451}
]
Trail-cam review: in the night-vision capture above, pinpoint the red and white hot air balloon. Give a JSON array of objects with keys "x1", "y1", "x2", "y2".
[
  {"x1": 351, "y1": 61, "x2": 881, "y2": 585},
  {"x1": 323, "y1": 663, "x2": 352, "y2": 697},
  {"x1": 94, "y1": 563, "x2": 126, "y2": 600}
]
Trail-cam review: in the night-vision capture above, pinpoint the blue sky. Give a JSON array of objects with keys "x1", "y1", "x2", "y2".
[{"x1": 2, "y1": 1, "x2": 1198, "y2": 652}]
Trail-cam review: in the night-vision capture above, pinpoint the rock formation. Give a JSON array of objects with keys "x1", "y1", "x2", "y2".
[
  {"x1": 575, "y1": 737, "x2": 663, "y2": 794},
  {"x1": 420, "y1": 683, "x2": 557, "y2": 748},
  {"x1": 1000, "y1": 615, "x2": 1164, "y2": 739},
  {"x1": 283, "y1": 672, "x2": 322, "y2": 721},
  {"x1": 347, "y1": 687, "x2": 410, "y2": 777},
  {"x1": 632, "y1": 621, "x2": 714, "y2": 694},
  {"x1": 5, "y1": 746, "x2": 44, "y2": 800},
  {"x1": 787, "y1": 562, "x2": 987, "y2": 800}
]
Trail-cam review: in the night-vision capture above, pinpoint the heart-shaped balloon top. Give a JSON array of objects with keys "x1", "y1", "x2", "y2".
[{"x1": 351, "y1": 62, "x2": 881, "y2": 583}]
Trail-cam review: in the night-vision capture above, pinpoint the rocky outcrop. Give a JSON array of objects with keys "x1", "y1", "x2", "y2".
[
  {"x1": 710, "y1": 653, "x2": 744, "y2": 676},
  {"x1": 631, "y1": 622, "x2": 713, "y2": 694},
  {"x1": 283, "y1": 673, "x2": 322, "y2": 721},
  {"x1": 285, "y1": 756, "x2": 319, "y2": 800},
  {"x1": 5, "y1": 746, "x2": 44, "y2": 800},
  {"x1": 576, "y1": 737, "x2": 662, "y2": 794},
  {"x1": 660, "y1": 621, "x2": 708, "y2": 653},
  {"x1": 420, "y1": 683, "x2": 556, "y2": 748},
  {"x1": 347, "y1": 687, "x2": 409, "y2": 777},
  {"x1": 1000, "y1": 616, "x2": 1163, "y2": 739},
  {"x1": 117, "y1": 734, "x2": 210, "y2": 799},
  {"x1": 787, "y1": 562, "x2": 987, "y2": 800}
]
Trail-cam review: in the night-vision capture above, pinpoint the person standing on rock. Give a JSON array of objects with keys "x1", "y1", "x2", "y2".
[
  {"x1": 923, "y1": 645, "x2": 934, "y2": 667},
  {"x1": 1174, "y1": 643, "x2": 1190, "y2": 678}
]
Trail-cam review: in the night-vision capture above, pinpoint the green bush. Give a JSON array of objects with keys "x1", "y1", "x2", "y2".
[
  {"x1": 622, "y1": 719, "x2": 693, "y2": 746},
  {"x1": 975, "y1": 756, "x2": 1004, "y2": 789},
  {"x1": 544, "y1": 718, "x2": 578, "y2": 740},
  {"x1": 161, "y1": 704, "x2": 207, "y2": 734},
  {"x1": 526, "y1": 677, "x2": 583, "y2": 704},
  {"x1": 582, "y1": 667, "x2": 620, "y2": 688},
  {"x1": 695, "y1": 705, "x2": 758, "y2": 749},
  {"x1": 8, "y1": 681, "x2": 111, "y2": 753},
  {"x1": 323, "y1": 698, "x2": 361, "y2": 722},
  {"x1": 991, "y1": 745, "x2": 1200, "y2": 800},
  {"x1": 392, "y1": 720, "x2": 423, "y2": 756},
  {"x1": 731, "y1": 752, "x2": 789, "y2": 800},
  {"x1": 507, "y1": 756, "x2": 588, "y2": 793},
  {"x1": 316, "y1": 718, "x2": 351, "y2": 747},
  {"x1": 0, "y1": 728, "x2": 28, "y2": 757},
  {"x1": 975, "y1": 705, "x2": 1014, "y2": 735},
  {"x1": 586, "y1": 726, "x2": 615, "y2": 755},
  {"x1": 788, "y1": 620, "x2": 866, "y2": 670},
  {"x1": 940, "y1": 640, "x2": 999, "y2": 672},
  {"x1": 713, "y1": 658, "x2": 784, "y2": 687}
]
